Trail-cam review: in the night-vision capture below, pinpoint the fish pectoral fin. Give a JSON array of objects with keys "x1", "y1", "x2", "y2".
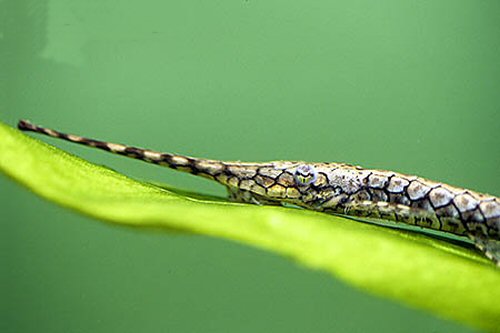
[
  {"x1": 227, "y1": 188, "x2": 282, "y2": 206},
  {"x1": 467, "y1": 233, "x2": 500, "y2": 267}
]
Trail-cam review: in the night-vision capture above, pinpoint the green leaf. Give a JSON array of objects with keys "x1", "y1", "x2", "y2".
[{"x1": 1, "y1": 121, "x2": 499, "y2": 332}]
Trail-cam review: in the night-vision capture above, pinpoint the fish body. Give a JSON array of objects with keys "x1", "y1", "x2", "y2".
[{"x1": 17, "y1": 120, "x2": 500, "y2": 266}]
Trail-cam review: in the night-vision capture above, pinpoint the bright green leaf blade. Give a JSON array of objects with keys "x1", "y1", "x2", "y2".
[{"x1": 1, "y1": 121, "x2": 499, "y2": 332}]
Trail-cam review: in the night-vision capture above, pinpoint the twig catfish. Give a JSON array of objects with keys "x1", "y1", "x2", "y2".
[{"x1": 18, "y1": 120, "x2": 500, "y2": 266}]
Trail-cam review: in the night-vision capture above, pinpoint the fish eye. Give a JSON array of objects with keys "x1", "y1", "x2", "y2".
[{"x1": 294, "y1": 164, "x2": 317, "y2": 186}]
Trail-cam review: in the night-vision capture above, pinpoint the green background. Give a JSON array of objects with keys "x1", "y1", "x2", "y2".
[{"x1": 1, "y1": 1, "x2": 499, "y2": 332}]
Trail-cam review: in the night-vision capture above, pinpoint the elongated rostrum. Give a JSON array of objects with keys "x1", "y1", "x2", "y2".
[{"x1": 18, "y1": 120, "x2": 500, "y2": 266}]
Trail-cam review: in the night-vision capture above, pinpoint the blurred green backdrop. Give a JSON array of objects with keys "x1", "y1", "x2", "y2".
[{"x1": 1, "y1": 1, "x2": 499, "y2": 332}]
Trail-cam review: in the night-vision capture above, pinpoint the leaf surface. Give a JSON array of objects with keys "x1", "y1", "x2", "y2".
[{"x1": 1, "y1": 122, "x2": 498, "y2": 332}]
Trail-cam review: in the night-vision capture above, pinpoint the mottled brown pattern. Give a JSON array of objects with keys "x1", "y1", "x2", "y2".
[{"x1": 18, "y1": 120, "x2": 500, "y2": 266}]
